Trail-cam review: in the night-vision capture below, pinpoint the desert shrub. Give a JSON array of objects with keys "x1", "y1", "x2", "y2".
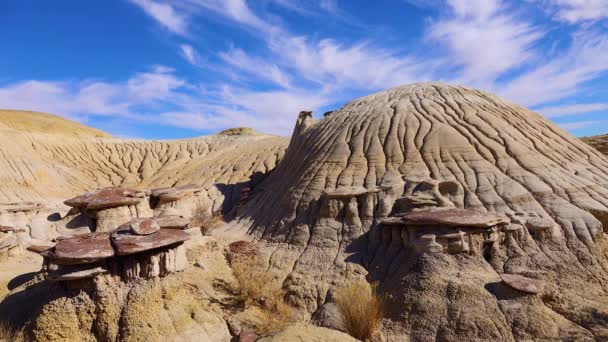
[
  {"x1": 335, "y1": 280, "x2": 384, "y2": 341},
  {"x1": 0, "y1": 320, "x2": 15, "y2": 341},
  {"x1": 191, "y1": 205, "x2": 223, "y2": 235},
  {"x1": 226, "y1": 240, "x2": 258, "y2": 265},
  {"x1": 231, "y1": 255, "x2": 295, "y2": 334}
]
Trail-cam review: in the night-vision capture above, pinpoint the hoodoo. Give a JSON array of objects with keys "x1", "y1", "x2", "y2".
[{"x1": 235, "y1": 83, "x2": 608, "y2": 340}]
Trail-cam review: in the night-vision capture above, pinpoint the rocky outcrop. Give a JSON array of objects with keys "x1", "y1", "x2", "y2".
[
  {"x1": 41, "y1": 222, "x2": 189, "y2": 285},
  {"x1": 235, "y1": 83, "x2": 608, "y2": 340},
  {"x1": 2, "y1": 83, "x2": 608, "y2": 341}
]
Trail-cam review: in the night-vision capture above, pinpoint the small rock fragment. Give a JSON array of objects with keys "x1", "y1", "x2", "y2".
[
  {"x1": 500, "y1": 273, "x2": 544, "y2": 294},
  {"x1": 129, "y1": 218, "x2": 160, "y2": 235}
]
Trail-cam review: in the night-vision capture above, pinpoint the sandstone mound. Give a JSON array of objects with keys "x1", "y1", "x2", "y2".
[
  {"x1": 0, "y1": 110, "x2": 111, "y2": 138},
  {"x1": 234, "y1": 83, "x2": 608, "y2": 340}
]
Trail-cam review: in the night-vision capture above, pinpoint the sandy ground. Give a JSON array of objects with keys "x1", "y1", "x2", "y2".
[{"x1": 0, "y1": 252, "x2": 43, "y2": 300}]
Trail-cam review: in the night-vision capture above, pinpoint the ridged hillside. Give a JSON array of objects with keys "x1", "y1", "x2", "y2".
[
  {"x1": 235, "y1": 83, "x2": 608, "y2": 341},
  {"x1": 0, "y1": 111, "x2": 289, "y2": 203}
]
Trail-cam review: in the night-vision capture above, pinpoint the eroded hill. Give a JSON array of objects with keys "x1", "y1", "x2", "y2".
[
  {"x1": 1, "y1": 84, "x2": 608, "y2": 341},
  {"x1": 0, "y1": 112, "x2": 289, "y2": 203}
]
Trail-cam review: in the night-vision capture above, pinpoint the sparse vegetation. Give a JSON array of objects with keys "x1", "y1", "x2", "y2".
[
  {"x1": 0, "y1": 320, "x2": 15, "y2": 341},
  {"x1": 192, "y1": 205, "x2": 223, "y2": 235},
  {"x1": 335, "y1": 280, "x2": 384, "y2": 341},
  {"x1": 231, "y1": 255, "x2": 295, "y2": 334}
]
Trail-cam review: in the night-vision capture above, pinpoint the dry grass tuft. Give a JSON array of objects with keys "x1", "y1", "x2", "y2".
[
  {"x1": 191, "y1": 205, "x2": 223, "y2": 235},
  {"x1": 0, "y1": 320, "x2": 15, "y2": 341},
  {"x1": 231, "y1": 255, "x2": 295, "y2": 334},
  {"x1": 335, "y1": 280, "x2": 384, "y2": 341}
]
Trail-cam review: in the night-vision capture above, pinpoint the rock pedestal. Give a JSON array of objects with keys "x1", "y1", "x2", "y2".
[
  {"x1": 382, "y1": 207, "x2": 510, "y2": 255},
  {"x1": 39, "y1": 221, "x2": 191, "y2": 286}
]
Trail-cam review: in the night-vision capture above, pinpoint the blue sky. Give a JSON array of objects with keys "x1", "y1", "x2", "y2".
[{"x1": 0, "y1": 0, "x2": 607, "y2": 139}]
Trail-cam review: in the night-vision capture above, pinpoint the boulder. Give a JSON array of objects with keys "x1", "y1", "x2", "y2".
[
  {"x1": 111, "y1": 229, "x2": 190, "y2": 255},
  {"x1": 128, "y1": 218, "x2": 160, "y2": 235},
  {"x1": 500, "y1": 273, "x2": 544, "y2": 294}
]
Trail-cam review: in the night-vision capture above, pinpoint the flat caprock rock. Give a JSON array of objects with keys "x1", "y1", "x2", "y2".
[
  {"x1": 152, "y1": 215, "x2": 190, "y2": 229},
  {"x1": 52, "y1": 232, "x2": 114, "y2": 264},
  {"x1": 111, "y1": 229, "x2": 190, "y2": 255},
  {"x1": 64, "y1": 187, "x2": 141, "y2": 210},
  {"x1": 151, "y1": 184, "x2": 204, "y2": 203},
  {"x1": 397, "y1": 207, "x2": 510, "y2": 228},
  {"x1": 500, "y1": 273, "x2": 544, "y2": 294}
]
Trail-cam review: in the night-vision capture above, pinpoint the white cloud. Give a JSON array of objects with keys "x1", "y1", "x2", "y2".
[
  {"x1": 559, "y1": 120, "x2": 604, "y2": 130},
  {"x1": 180, "y1": 44, "x2": 198, "y2": 65},
  {"x1": 548, "y1": 0, "x2": 608, "y2": 23},
  {"x1": 497, "y1": 30, "x2": 608, "y2": 106},
  {"x1": 159, "y1": 85, "x2": 330, "y2": 135},
  {"x1": 428, "y1": 0, "x2": 543, "y2": 86},
  {"x1": 131, "y1": 0, "x2": 188, "y2": 35},
  {"x1": 268, "y1": 37, "x2": 426, "y2": 90},
  {"x1": 0, "y1": 67, "x2": 186, "y2": 123},
  {"x1": 537, "y1": 103, "x2": 608, "y2": 118},
  {"x1": 219, "y1": 48, "x2": 291, "y2": 88},
  {"x1": 184, "y1": 0, "x2": 273, "y2": 32}
]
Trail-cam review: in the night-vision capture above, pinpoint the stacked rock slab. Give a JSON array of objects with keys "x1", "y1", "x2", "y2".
[
  {"x1": 150, "y1": 184, "x2": 207, "y2": 218},
  {"x1": 64, "y1": 187, "x2": 152, "y2": 232},
  {"x1": 382, "y1": 207, "x2": 510, "y2": 254},
  {"x1": 41, "y1": 218, "x2": 190, "y2": 285}
]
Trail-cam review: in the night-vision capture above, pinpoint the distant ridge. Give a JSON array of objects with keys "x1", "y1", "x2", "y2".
[
  {"x1": 582, "y1": 134, "x2": 608, "y2": 155},
  {"x1": 0, "y1": 109, "x2": 112, "y2": 138}
]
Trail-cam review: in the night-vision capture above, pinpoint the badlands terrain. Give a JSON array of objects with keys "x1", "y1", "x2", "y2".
[{"x1": 0, "y1": 83, "x2": 608, "y2": 341}]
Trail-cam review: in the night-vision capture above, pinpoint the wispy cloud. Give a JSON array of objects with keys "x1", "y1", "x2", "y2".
[
  {"x1": 428, "y1": 0, "x2": 543, "y2": 86},
  {"x1": 0, "y1": 66, "x2": 185, "y2": 123},
  {"x1": 2, "y1": 0, "x2": 608, "y2": 137},
  {"x1": 559, "y1": 120, "x2": 604, "y2": 130},
  {"x1": 537, "y1": 103, "x2": 608, "y2": 118},
  {"x1": 497, "y1": 30, "x2": 608, "y2": 106},
  {"x1": 180, "y1": 44, "x2": 199, "y2": 65},
  {"x1": 546, "y1": 0, "x2": 608, "y2": 23},
  {"x1": 131, "y1": 0, "x2": 188, "y2": 35}
]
